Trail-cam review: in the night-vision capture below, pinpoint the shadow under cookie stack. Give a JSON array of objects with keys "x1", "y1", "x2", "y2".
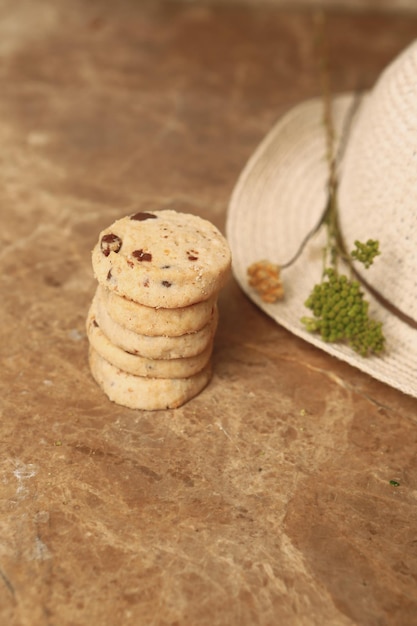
[{"x1": 87, "y1": 210, "x2": 231, "y2": 410}]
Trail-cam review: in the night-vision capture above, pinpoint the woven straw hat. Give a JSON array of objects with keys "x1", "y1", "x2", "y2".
[{"x1": 227, "y1": 40, "x2": 417, "y2": 398}]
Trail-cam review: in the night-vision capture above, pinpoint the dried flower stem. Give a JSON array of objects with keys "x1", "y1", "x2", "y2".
[
  {"x1": 301, "y1": 13, "x2": 385, "y2": 356},
  {"x1": 315, "y1": 11, "x2": 343, "y2": 273}
]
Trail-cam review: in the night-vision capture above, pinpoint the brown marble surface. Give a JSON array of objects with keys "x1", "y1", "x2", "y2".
[{"x1": 1, "y1": 2, "x2": 417, "y2": 625}]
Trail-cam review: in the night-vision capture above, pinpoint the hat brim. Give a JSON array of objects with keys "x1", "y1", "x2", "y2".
[{"x1": 226, "y1": 93, "x2": 417, "y2": 398}]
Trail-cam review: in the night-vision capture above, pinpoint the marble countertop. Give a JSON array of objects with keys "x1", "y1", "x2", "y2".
[{"x1": 1, "y1": 2, "x2": 417, "y2": 624}]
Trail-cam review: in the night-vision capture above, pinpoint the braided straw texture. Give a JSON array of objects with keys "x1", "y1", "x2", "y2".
[{"x1": 340, "y1": 41, "x2": 417, "y2": 323}]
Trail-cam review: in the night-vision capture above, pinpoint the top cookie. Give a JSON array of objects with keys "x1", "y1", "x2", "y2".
[{"x1": 91, "y1": 210, "x2": 231, "y2": 308}]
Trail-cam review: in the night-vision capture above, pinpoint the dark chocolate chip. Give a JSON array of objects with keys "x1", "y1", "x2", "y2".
[
  {"x1": 130, "y1": 212, "x2": 157, "y2": 221},
  {"x1": 107, "y1": 270, "x2": 112, "y2": 280},
  {"x1": 187, "y1": 249, "x2": 199, "y2": 261},
  {"x1": 100, "y1": 233, "x2": 122, "y2": 256},
  {"x1": 93, "y1": 319, "x2": 99, "y2": 327},
  {"x1": 132, "y1": 249, "x2": 152, "y2": 262},
  {"x1": 161, "y1": 280, "x2": 172, "y2": 288}
]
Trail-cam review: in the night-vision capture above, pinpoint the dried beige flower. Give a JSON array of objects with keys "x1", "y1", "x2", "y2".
[{"x1": 247, "y1": 260, "x2": 284, "y2": 303}]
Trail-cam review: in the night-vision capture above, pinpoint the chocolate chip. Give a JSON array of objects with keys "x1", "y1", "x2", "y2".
[
  {"x1": 130, "y1": 212, "x2": 157, "y2": 221},
  {"x1": 162, "y1": 280, "x2": 172, "y2": 288},
  {"x1": 100, "y1": 233, "x2": 122, "y2": 257},
  {"x1": 187, "y1": 249, "x2": 199, "y2": 261},
  {"x1": 93, "y1": 319, "x2": 99, "y2": 328},
  {"x1": 132, "y1": 249, "x2": 152, "y2": 262},
  {"x1": 106, "y1": 270, "x2": 112, "y2": 280}
]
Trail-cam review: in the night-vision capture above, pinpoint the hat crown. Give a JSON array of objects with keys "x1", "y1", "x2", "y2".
[{"x1": 339, "y1": 40, "x2": 417, "y2": 324}]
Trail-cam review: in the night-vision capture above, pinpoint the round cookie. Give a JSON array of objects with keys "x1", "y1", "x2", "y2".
[
  {"x1": 87, "y1": 303, "x2": 213, "y2": 378},
  {"x1": 89, "y1": 347, "x2": 212, "y2": 410},
  {"x1": 94, "y1": 289, "x2": 218, "y2": 359},
  {"x1": 91, "y1": 210, "x2": 231, "y2": 308},
  {"x1": 98, "y1": 285, "x2": 217, "y2": 337}
]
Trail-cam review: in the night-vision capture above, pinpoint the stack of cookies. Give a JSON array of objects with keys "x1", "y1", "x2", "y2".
[{"x1": 87, "y1": 210, "x2": 231, "y2": 410}]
